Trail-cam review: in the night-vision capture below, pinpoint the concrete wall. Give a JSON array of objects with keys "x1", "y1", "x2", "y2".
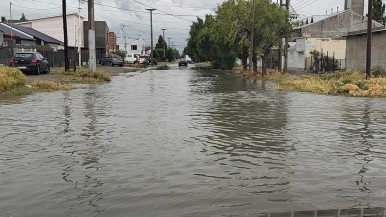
[
  {"x1": 18, "y1": 14, "x2": 84, "y2": 48},
  {"x1": 300, "y1": 10, "x2": 382, "y2": 38},
  {"x1": 306, "y1": 38, "x2": 346, "y2": 59},
  {"x1": 346, "y1": 31, "x2": 386, "y2": 70}
]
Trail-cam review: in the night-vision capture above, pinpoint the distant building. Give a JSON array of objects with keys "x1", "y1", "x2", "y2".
[
  {"x1": 17, "y1": 13, "x2": 85, "y2": 49},
  {"x1": 287, "y1": 0, "x2": 384, "y2": 71},
  {"x1": 83, "y1": 21, "x2": 109, "y2": 57},
  {"x1": 117, "y1": 37, "x2": 145, "y2": 56},
  {"x1": 108, "y1": 32, "x2": 117, "y2": 54}
]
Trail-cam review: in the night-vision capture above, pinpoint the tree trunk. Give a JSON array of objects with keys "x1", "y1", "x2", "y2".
[
  {"x1": 242, "y1": 57, "x2": 248, "y2": 71},
  {"x1": 252, "y1": 52, "x2": 258, "y2": 76},
  {"x1": 262, "y1": 50, "x2": 270, "y2": 77}
]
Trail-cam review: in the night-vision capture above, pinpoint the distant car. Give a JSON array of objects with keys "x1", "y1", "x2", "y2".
[
  {"x1": 144, "y1": 56, "x2": 158, "y2": 65},
  {"x1": 178, "y1": 59, "x2": 188, "y2": 67},
  {"x1": 9, "y1": 52, "x2": 50, "y2": 75},
  {"x1": 124, "y1": 53, "x2": 140, "y2": 64},
  {"x1": 100, "y1": 54, "x2": 124, "y2": 67},
  {"x1": 134, "y1": 55, "x2": 148, "y2": 65}
]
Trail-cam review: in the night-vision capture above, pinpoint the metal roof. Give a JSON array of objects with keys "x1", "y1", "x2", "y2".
[
  {"x1": 0, "y1": 23, "x2": 35, "y2": 40},
  {"x1": 12, "y1": 25, "x2": 62, "y2": 44}
]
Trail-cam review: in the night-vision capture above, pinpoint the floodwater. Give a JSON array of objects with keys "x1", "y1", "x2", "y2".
[{"x1": 1, "y1": 64, "x2": 386, "y2": 217}]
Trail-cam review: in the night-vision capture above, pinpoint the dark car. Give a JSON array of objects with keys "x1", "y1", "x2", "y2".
[
  {"x1": 178, "y1": 59, "x2": 188, "y2": 67},
  {"x1": 10, "y1": 52, "x2": 50, "y2": 75},
  {"x1": 143, "y1": 56, "x2": 158, "y2": 65},
  {"x1": 100, "y1": 54, "x2": 124, "y2": 67}
]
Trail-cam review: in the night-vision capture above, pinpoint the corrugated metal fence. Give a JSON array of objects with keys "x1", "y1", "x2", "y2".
[{"x1": 0, "y1": 46, "x2": 105, "y2": 67}]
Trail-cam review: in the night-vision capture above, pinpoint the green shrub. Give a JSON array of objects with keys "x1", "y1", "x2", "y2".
[{"x1": 371, "y1": 65, "x2": 386, "y2": 77}]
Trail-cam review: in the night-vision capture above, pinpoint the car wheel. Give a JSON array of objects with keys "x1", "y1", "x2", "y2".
[
  {"x1": 101, "y1": 61, "x2": 105, "y2": 66},
  {"x1": 36, "y1": 65, "x2": 41, "y2": 75},
  {"x1": 46, "y1": 65, "x2": 50, "y2": 74}
]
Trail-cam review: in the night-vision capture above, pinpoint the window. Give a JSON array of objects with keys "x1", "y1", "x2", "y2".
[{"x1": 131, "y1": 45, "x2": 137, "y2": 50}]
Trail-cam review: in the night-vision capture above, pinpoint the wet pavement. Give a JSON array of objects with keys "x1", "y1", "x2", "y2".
[{"x1": 1, "y1": 63, "x2": 386, "y2": 216}]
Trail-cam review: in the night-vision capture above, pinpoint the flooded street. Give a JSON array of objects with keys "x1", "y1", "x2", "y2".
[{"x1": 1, "y1": 64, "x2": 386, "y2": 217}]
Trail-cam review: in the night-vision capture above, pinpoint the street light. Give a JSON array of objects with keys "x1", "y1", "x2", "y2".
[{"x1": 146, "y1": 8, "x2": 156, "y2": 66}]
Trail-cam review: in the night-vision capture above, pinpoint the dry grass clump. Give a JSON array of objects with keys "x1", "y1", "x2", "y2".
[
  {"x1": 0, "y1": 66, "x2": 27, "y2": 93},
  {"x1": 31, "y1": 80, "x2": 74, "y2": 92},
  {"x1": 261, "y1": 70, "x2": 386, "y2": 97},
  {"x1": 58, "y1": 68, "x2": 111, "y2": 83}
]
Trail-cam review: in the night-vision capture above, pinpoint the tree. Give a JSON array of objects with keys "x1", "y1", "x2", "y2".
[
  {"x1": 257, "y1": 1, "x2": 291, "y2": 76},
  {"x1": 311, "y1": 16, "x2": 314, "y2": 23},
  {"x1": 373, "y1": 0, "x2": 386, "y2": 24},
  {"x1": 155, "y1": 35, "x2": 167, "y2": 50},
  {"x1": 20, "y1": 13, "x2": 27, "y2": 21},
  {"x1": 114, "y1": 50, "x2": 127, "y2": 60},
  {"x1": 306, "y1": 18, "x2": 309, "y2": 24},
  {"x1": 186, "y1": 17, "x2": 205, "y2": 62}
]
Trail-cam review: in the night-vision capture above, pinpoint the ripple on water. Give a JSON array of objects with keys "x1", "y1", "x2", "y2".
[{"x1": 1, "y1": 71, "x2": 386, "y2": 216}]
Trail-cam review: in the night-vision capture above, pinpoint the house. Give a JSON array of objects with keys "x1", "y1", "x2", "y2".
[
  {"x1": 117, "y1": 37, "x2": 146, "y2": 56},
  {"x1": 0, "y1": 22, "x2": 35, "y2": 46},
  {"x1": 83, "y1": 21, "x2": 109, "y2": 57},
  {"x1": 287, "y1": 0, "x2": 384, "y2": 71},
  {"x1": 11, "y1": 24, "x2": 63, "y2": 51},
  {"x1": 17, "y1": 13, "x2": 85, "y2": 50},
  {"x1": 345, "y1": 29, "x2": 386, "y2": 70}
]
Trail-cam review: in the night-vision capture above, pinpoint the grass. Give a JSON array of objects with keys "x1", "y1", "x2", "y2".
[
  {"x1": 257, "y1": 69, "x2": 386, "y2": 97},
  {"x1": 0, "y1": 66, "x2": 74, "y2": 96},
  {"x1": 56, "y1": 68, "x2": 111, "y2": 83}
]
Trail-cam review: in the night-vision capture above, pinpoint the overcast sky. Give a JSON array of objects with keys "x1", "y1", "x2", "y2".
[{"x1": 0, "y1": 0, "x2": 385, "y2": 52}]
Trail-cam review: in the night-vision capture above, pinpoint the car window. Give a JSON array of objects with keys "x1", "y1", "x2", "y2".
[{"x1": 14, "y1": 53, "x2": 33, "y2": 58}]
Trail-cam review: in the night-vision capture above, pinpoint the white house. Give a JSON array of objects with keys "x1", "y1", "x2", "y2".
[
  {"x1": 117, "y1": 37, "x2": 145, "y2": 56},
  {"x1": 17, "y1": 13, "x2": 84, "y2": 49}
]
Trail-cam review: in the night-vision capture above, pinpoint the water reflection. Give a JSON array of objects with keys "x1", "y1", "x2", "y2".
[
  {"x1": 59, "y1": 86, "x2": 108, "y2": 215},
  {"x1": 189, "y1": 70, "x2": 292, "y2": 205},
  {"x1": 354, "y1": 100, "x2": 374, "y2": 208}
]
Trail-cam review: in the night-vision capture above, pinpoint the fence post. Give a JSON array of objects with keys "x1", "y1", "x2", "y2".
[{"x1": 333, "y1": 52, "x2": 335, "y2": 71}]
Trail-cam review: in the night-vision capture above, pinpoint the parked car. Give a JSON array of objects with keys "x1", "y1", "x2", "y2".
[
  {"x1": 134, "y1": 55, "x2": 150, "y2": 65},
  {"x1": 124, "y1": 54, "x2": 140, "y2": 64},
  {"x1": 143, "y1": 56, "x2": 158, "y2": 65},
  {"x1": 178, "y1": 59, "x2": 188, "y2": 67},
  {"x1": 100, "y1": 54, "x2": 124, "y2": 67},
  {"x1": 9, "y1": 52, "x2": 50, "y2": 75}
]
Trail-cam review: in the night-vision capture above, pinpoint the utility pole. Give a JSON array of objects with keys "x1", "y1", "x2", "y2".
[
  {"x1": 88, "y1": 0, "x2": 96, "y2": 72},
  {"x1": 146, "y1": 8, "x2": 157, "y2": 66},
  {"x1": 62, "y1": 0, "x2": 69, "y2": 71},
  {"x1": 366, "y1": 0, "x2": 373, "y2": 80},
  {"x1": 284, "y1": 0, "x2": 289, "y2": 73},
  {"x1": 77, "y1": 0, "x2": 81, "y2": 67},
  {"x1": 9, "y1": 2, "x2": 14, "y2": 56},
  {"x1": 161, "y1": 28, "x2": 166, "y2": 62},
  {"x1": 278, "y1": 0, "x2": 283, "y2": 72},
  {"x1": 121, "y1": 24, "x2": 127, "y2": 52},
  {"x1": 248, "y1": 0, "x2": 255, "y2": 75}
]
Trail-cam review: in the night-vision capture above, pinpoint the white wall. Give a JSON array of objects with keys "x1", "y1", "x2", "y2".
[
  {"x1": 117, "y1": 37, "x2": 145, "y2": 55},
  {"x1": 18, "y1": 14, "x2": 84, "y2": 48}
]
